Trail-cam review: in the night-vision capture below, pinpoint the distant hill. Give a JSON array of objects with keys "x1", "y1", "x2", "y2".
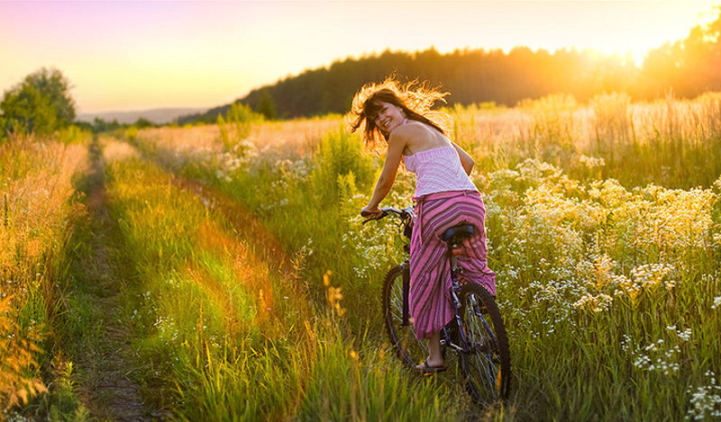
[{"x1": 77, "y1": 107, "x2": 208, "y2": 125}]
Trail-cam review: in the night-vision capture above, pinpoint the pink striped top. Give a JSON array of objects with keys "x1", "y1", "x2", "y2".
[{"x1": 403, "y1": 145, "x2": 477, "y2": 198}]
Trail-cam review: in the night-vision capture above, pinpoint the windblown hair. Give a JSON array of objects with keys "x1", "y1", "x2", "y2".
[{"x1": 347, "y1": 78, "x2": 450, "y2": 153}]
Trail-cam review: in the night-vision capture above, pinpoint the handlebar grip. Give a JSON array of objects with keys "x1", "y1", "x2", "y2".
[{"x1": 361, "y1": 209, "x2": 387, "y2": 224}]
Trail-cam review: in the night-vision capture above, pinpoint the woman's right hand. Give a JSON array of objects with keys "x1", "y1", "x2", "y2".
[{"x1": 361, "y1": 205, "x2": 383, "y2": 218}]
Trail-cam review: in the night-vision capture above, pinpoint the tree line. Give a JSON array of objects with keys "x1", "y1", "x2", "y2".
[
  {"x1": 2, "y1": 7, "x2": 718, "y2": 139},
  {"x1": 180, "y1": 6, "x2": 720, "y2": 123}
]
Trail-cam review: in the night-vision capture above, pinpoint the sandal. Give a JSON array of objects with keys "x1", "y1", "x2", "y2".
[{"x1": 416, "y1": 359, "x2": 447, "y2": 374}]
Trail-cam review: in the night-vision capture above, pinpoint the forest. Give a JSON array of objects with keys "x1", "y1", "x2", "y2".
[{"x1": 179, "y1": 7, "x2": 721, "y2": 123}]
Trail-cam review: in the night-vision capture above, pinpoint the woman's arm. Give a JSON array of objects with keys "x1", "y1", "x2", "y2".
[
  {"x1": 363, "y1": 131, "x2": 407, "y2": 213},
  {"x1": 452, "y1": 142, "x2": 475, "y2": 175}
]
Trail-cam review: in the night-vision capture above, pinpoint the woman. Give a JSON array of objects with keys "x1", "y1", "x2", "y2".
[{"x1": 349, "y1": 79, "x2": 496, "y2": 373}]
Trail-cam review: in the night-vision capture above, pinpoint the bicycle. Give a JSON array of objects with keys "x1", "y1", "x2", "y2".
[{"x1": 363, "y1": 206, "x2": 511, "y2": 405}]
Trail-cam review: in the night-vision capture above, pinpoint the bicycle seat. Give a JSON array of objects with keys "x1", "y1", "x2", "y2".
[{"x1": 441, "y1": 224, "x2": 475, "y2": 243}]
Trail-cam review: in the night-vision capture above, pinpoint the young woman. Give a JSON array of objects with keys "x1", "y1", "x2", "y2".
[{"x1": 349, "y1": 79, "x2": 496, "y2": 373}]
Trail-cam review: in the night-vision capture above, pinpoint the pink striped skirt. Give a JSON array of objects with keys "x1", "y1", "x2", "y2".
[{"x1": 409, "y1": 190, "x2": 496, "y2": 339}]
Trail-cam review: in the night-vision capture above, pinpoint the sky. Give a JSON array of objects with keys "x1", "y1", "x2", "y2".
[{"x1": 1, "y1": 1, "x2": 718, "y2": 113}]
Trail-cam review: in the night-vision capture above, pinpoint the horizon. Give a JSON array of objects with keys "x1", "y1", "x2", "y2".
[{"x1": 1, "y1": 0, "x2": 717, "y2": 114}]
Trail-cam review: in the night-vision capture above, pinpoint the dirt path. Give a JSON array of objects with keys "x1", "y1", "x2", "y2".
[{"x1": 69, "y1": 139, "x2": 156, "y2": 421}]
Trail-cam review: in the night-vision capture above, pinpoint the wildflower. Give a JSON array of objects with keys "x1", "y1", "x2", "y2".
[
  {"x1": 677, "y1": 328, "x2": 692, "y2": 342},
  {"x1": 686, "y1": 370, "x2": 721, "y2": 420},
  {"x1": 573, "y1": 293, "x2": 612, "y2": 313},
  {"x1": 631, "y1": 263, "x2": 674, "y2": 290},
  {"x1": 615, "y1": 274, "x2": 641, "y2": 304},
  {"x1": 593, "y1": 254, "x2": 615, "y2": 291},
  {"x1": 327, "y1": 286, "x2": 346, "y2": 316},
  {"x1": 711, "y1": 296, "x2": 721, "y2": 310},
  {"x1": 579, "y1": 154, "x2": 605, "y2": 169}
]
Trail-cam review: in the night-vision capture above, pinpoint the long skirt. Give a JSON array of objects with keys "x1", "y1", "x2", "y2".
[{"x1": 409, "y1": 190, "x2": 496, "y2": 339}]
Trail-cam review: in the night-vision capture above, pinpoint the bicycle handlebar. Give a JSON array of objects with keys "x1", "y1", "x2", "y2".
[{"x1": 361, "y1": 207, "x2": 413, "y2": 224}]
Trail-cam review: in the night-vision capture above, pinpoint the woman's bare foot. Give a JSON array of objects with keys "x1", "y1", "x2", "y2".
[
  {"x1": 418, "y1": 331, "x2": 445, "y2": 372},
  {"x1": 416, "y1": 356, "x2": 446, "y2": 373}
]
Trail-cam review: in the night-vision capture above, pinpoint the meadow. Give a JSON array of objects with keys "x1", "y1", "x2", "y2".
[{"x1": 2, "y1": 91, "x2": 721, "y2": 421}]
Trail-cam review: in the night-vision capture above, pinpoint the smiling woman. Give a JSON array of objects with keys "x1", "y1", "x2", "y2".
[
  {"x1": 348, "y1": 79, "x2": 449, "y2": 154},
  {"x1": 349, "y1": 78, "x2": 496, "y2": 373}
]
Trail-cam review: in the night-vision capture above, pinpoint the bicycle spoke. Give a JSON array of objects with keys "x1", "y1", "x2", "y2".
[
  {"x1": 466, "y1": 306, "x2": 498, "y2": 396},
  {"x1": 459, "y1": 288, "x2": 507, "y2": 405}
]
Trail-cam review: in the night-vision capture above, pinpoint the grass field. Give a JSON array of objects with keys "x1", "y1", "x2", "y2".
[{"x1": 2, "y1": 92, "x2": 721, "y2": 420}]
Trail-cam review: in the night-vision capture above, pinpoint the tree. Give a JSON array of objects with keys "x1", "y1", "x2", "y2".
[
  {"x1": 91, "y1": 117, "x2": 121, "y2": 134},
  {"x1": 639, "y1": 6, "x2": 721, "y2": 97},
  {"x1": 134, "y1": 117, "x2": 154, "y2": 128},
  {"x1": 0, "y1": 68, "x2": 76, "y2": 138},
  {"x1": 255, "y1": 91, "x2": 277, "y2": 120}
]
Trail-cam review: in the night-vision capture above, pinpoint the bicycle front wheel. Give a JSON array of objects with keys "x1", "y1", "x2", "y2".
[
  {"x1": 457, "y1": 282, "x2": 511, "y2": 405},
  {"x1": 382, "y1": 263, "x2": 428, "y2": 368}
]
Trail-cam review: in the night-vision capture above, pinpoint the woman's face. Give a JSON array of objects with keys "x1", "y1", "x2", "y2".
[{"x1": 372, "y1": 101, "x2": 405, "y2": 135}]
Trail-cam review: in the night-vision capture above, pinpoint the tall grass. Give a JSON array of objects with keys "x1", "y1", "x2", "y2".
[
  {"x1": 99, "y1": 150, "x2": 312, "y2": 419},
  {"x1": 449, "y1": 91, "x2": 721, "y2": 188},
  {"x1": 0, "y1": 136, "x2": 88, "y2": 416},
  {"x1": 136, "y1": 92, "x2": 721, "y2": 190},
  {"x1": 129, "y1": 92, "x2": 721, "y2": 419},
  {"x1": 95, "y1": 139, "x2": 463, "y2": 420}
]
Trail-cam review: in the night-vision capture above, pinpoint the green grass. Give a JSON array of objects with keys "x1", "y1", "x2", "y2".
[
  {"x1": 6, "y1": 92, "x2": 721, "y2": 419},
  {"x1": 0, "y1": 136, "x2": 90, "y2": 419},
  {"x1": 92, "y1": 139, "x2": 464, "y2": 420},
  {"x1": 129, "y1": 110, "x2": 721, "y2": 420}
]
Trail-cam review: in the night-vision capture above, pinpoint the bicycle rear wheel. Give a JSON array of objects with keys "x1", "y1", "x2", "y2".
[
  {"x1": 457, "y1": 282, "x2": 511, "y2": 405},
  {"x1": 382, "y1": 264, "x2": 428, "y2": 368}
]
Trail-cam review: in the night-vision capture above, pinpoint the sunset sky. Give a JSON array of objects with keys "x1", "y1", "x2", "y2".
[{"x1": 1, "y1": 1, "x2": 717, "y2": 113}]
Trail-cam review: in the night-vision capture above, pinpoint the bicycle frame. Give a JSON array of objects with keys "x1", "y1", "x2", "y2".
[{"x1": 369, "y1": 206, "x2": 511, "y2": 404}]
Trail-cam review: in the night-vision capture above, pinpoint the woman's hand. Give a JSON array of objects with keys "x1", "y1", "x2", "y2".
[
  {"x1": 452, "y1": 142, "x2": 475, "y2": 175},
  {"x1": 361, "y1": 205, "x2": 383, "y2": 218}
]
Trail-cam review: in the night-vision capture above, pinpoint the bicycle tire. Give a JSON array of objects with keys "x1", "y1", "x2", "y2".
[
  {"x1": 382, "y1": 263, "x2": 428, "y2": 368},
  {"x1": 457, "y1": 282, "x2": 511, "y2": 405}
]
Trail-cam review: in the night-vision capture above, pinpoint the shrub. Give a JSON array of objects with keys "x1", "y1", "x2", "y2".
[
  {"x1": 0, "y1": 68, "x2": 75, "y2": 138},
  {"x1": 311, "y1": 129, "x2": 375, "y2": 201}
]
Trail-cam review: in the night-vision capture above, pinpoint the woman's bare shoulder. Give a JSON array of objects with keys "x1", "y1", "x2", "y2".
[{"x1": 391, "y1": 120, "x2": 433, "y2": 139}]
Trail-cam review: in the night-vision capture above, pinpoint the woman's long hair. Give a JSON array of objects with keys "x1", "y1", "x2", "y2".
[{"x1": 347, "y1": 78, "x2": 450, "y2": 153}]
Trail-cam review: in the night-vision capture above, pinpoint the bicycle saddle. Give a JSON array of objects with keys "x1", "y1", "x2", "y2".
[{"x1": 441, "y1": 224, "x2": 475, "y2": 243}]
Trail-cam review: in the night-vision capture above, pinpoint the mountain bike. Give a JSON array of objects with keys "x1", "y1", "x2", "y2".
[{"x1": 363, "y1": 207, "x2": 511, "y2": 405}]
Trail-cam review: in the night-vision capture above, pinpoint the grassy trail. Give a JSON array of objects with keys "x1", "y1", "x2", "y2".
[
  {"x1": 169, "y1": 174, "x2": 296, "y2": 278},
  {"x1": 122, "y1": 135, "x2": 476, "y2": 420},
  {"x1": 60, "y1": 138, "x2": 157, "y2": 420}
]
